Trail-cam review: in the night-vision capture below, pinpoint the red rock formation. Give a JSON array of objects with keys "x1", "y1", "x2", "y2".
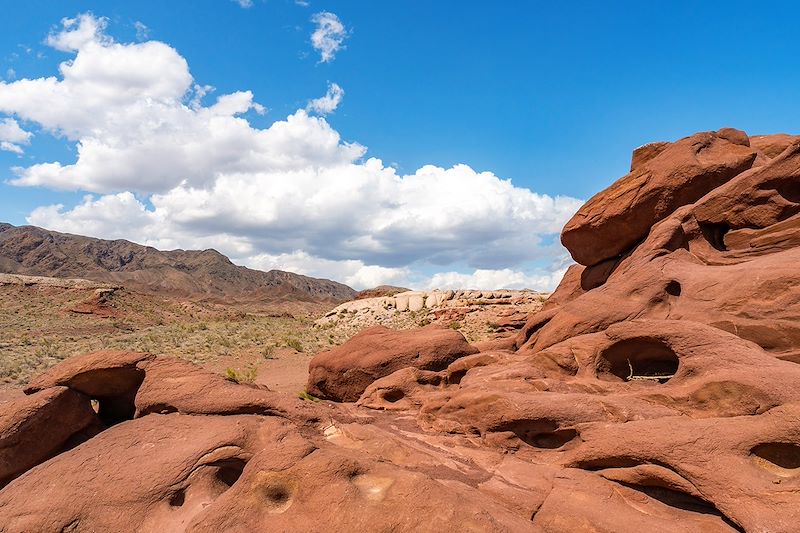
[
  {"x1": 562, "y1": 128, "x2": 758, "y2": 266},
  {"x1": 2, "y1": 128, "x2": 798, "y2": 531},
  {"x1": 306, "y1": 325, "x2": 479, "y2": 402}
]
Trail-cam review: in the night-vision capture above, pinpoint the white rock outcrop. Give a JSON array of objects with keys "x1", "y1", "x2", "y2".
[{"x1": 317, "y1": 289, "x2": 543, "y2": 326}]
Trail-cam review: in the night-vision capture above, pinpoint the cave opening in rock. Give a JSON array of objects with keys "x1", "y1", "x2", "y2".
[
  {"x1": 665, "y1": 280, "x2": 682, "y2": 297},
  {"x1": 62, "y1": 366, "x2": 148, "y2": 427},
  {"x1": 495, "y1": 419, "x2": 579, "y2": 449},
  {"x1": 699, "y1": 222, "x2": 730, "y2": 251},
  {"x1": 618, "y1": 482, "x2": 744, "y2": 532},
  {"x1": 167, "y1": 458, "x2": 247, "y2": 512},
  {"x1": 597, "y1": 338, "x2": 679, "y2": 384},
  {"x1": 212, "y1": 458, "x2": 248, "y2": 487},
  {"x1": 751, "y1": 443, "x2": 800, "y2": 470},
  {"x1": 381, "y1": 389, "x2": 405, "y2": 403},
  {"x1": 775, "y1": 179, "x2": 800, "y2": 205}
]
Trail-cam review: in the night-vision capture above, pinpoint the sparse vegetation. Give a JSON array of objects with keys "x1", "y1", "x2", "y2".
[
  {"x1": 285, "y1": 337, "x2": 303, "y2": 352},
  {"x1": 448, "y1": 321, "x2": 461, "y2": 330},
  {"x1": 224, "y1": 366, "x2": 257, "y2": 384},
  {"x1": 35, "y1": 338, "x2": 60, "y2": 359},
  {"x1": 297, "y1": 390, "x2": 321, "y2": 402},
  {"x1": 262, "y1": 344, "x2": 276, "y2": 359},
  {"x1": 0, "y1": 283, "x2": 349, "y2": 386}
]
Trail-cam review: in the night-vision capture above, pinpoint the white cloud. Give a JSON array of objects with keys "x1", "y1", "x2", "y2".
[
  {"x1": 6, "y1": 13, "x2": 582, "y2": 291},
  {"x1": 295, "y1": 0, "x2": 310, "y2": 6},
  {"x1": 134, "y1": 21, "x2": 150, "y2": 41},
  {"x1": 0, "y1": 117, "x2": 32, "y2": 154},
  {"x1": 233, "y1": 0, "x2": 254, "y2": 7},
  {"x1": 0, "y1": 117, "x2": 32, "y2": 143},
  {"x1": 46, "y1": 13, "x2": 112, "y2": 52},
  {"x1": 5, "y1": 68, "x2": 15, "y2": 80},
  {"x1": 310, "y1": 12, "x2": 348, "y2": 63},
  {"x1": 1, "y1": 141, "x2": 23, "y2": 154},
  {"x1": 422, "y1": 267, "x2": 568, "y2": 292},
  {"x1": 307, "y1": 82, "x2": 344, "y2": 115}
]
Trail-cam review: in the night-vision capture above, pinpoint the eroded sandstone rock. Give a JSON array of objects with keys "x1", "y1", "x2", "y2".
[
  {"x1": 306, "y1": 325, "x2": 478, "y2": 401},
  {"x1": 561, "y1": 128, "x2": 758, "y2": 266},
  {"x1": 0, "y1": 387, "x2": 97, "y2": 487}
]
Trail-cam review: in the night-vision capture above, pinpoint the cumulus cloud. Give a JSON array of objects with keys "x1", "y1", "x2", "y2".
[
  {"x1": 310, "y1": 12, "x2": 348, "y2": 63},
  {"x1": 307, "y1": 82, "x2": 344, "y2": 115},
  {"x1": 5, "y1": 13, "x2": 582, "y2": 291},
  {"x1": 46, "y1": 13, "x2": 111, "y2": 52},
  {"x1": 0, "y1": 117, "x2": 32, "y2": 154}
]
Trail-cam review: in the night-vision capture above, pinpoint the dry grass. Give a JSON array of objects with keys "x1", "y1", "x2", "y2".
[{"x1": 0, "y1": 284, "x2": 353, "y2": 387}]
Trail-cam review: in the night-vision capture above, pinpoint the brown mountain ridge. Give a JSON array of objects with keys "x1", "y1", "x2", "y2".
[{"x1": 0, "y1": 223, "x2": 355, "y2": 303}]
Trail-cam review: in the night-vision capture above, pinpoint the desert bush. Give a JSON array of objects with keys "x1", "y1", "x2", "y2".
[
  {"x1": 224, "y1": 366, "x2": 257, "y2": 384},
  {"x1": 285, "y1": 337, "x2": 303, "y2": 352},
  {"x1": 297, "y1": 390, "x2": 320, "y2": 402},
  {"x1": 262, "y1": 344, "x2": 276, "y2": 359}
]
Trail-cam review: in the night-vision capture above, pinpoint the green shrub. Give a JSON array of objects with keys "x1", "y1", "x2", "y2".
[
  {"x1": 297, "y1": 390, "x2": 320, "y2": 402},
  {"x1": 285, "y1": 337, "x2": 303, "y2": 352}
]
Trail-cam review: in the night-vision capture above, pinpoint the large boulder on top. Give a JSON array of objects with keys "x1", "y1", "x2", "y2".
[
  {"x1": 518, "y1": 136, "x2": 800, "y2": 361},
  {"x1": 307, "y1": 325, "x2": 478, "y2": 402},
  {"x1": 561, "y1": 128, "x2": 757, "y2": 266}
]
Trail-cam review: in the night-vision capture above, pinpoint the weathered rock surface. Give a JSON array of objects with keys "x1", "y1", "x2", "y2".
[
  {"x1": 306, "y1": 325, "x2": 479, "y2": 402},
  {"x1": 561, "y1": 128, "x2": 758, "y2": 266},
  {"x1": 0, "y1": 387, "x2": 97, "y2": 487},
  {"x1": 2, "y1": 128, "x2": 799, "y2": 532},
  {"x1": 318, "y1": 289, "x2": 546, "y2": 324},
  {"x1": 317, "y1": 289, "x2": 547, "y2": 349}
]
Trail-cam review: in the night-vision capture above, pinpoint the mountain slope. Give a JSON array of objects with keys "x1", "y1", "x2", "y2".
[{"x1": 0, "y1": 223, "x2": 355, "y2": 303}]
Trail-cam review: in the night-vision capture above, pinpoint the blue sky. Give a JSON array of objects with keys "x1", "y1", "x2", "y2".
[{"x1": 0, "y1": 1, "x2": 798, "y2": 289}]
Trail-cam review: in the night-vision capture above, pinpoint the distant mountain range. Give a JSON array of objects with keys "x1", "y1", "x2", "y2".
[{"x1": 0, "y1": 223, "x2": 356, "y2": 303}]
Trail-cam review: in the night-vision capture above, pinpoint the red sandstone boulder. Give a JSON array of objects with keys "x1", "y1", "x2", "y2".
[
  {"x1": 561, "y1": 128, "x2": 757, "y2": 266},
  {"x1": 133, "y1": 357, "x2": 320, "y2": 423},
  {"x1": 749, "y1": 133, "x2": 800, "y2": 158},
  {"x1": 692, "y1": 138, "x2": 800, "y2": 234},
  {"x1": 0, "y1": 413, "x2": 293, "y2": 531},
  {"x1": 25, "y1": 350, "x2": 154, "y2": 424},
  {"x1": 0, "y1": 387, "x2": 97, "y2": 487},
  {"x1": 307, "y1": 325, "x2": 478, "y2": 402}
]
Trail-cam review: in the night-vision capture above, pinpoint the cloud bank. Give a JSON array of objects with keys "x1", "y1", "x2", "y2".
[{"x1": 0, "y1": 13, "x2": 582, "y2": 290}]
